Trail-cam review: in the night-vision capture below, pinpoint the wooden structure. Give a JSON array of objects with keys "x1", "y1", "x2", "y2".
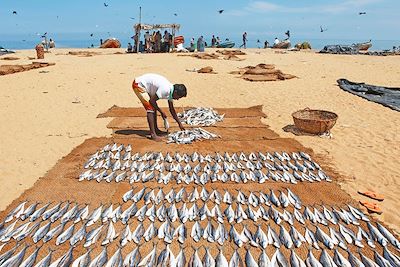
[{"x1": 134, "y1": 23, "x2": 181, "y2": 51}]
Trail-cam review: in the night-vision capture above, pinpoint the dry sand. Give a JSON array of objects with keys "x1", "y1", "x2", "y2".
[{"x1": 0, "y1": 47, "x2": 399, "y2": 234}]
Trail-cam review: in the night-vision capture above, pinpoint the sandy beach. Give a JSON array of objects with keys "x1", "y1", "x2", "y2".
[{"x1": 0, "y1": 46, "x2": 399, "y2": 237}]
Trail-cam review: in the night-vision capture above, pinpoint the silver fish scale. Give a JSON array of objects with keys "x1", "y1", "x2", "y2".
[
  {"x1": 167, "y1": 128, "x2": 220, "y2": 144},
  {"x1": 178, "y1": 107, "x2": 224, "y2": 126}
]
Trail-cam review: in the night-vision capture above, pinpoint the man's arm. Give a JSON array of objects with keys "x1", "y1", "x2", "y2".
[
  {"x1": 149, "y1": 95, "x2": 166, "y2": 118},
  {"x1": 168, "y1": 100, "x2": 185, "y2": 130}
]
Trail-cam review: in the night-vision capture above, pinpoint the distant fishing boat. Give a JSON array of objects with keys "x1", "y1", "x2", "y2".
[
  {"x1": 353, "y1": 40, "x2": 372, "y2": 51},
  {"x1": 217, "y1": 41, "x2": 235, "y2": 48},
  {"x1": 272, "y1": 40, "x2": 291, "y2": 49},
  {"x1": 100, "y1": 38, "x2": 121, "y2": 48}
]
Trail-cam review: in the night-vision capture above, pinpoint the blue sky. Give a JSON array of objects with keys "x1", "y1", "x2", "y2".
[{"x1": 0, "y1": 0, "x2": 399, "y2": 42}]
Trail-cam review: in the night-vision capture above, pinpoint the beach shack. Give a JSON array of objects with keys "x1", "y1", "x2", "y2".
[{"x1": 134, "y1": 23, "x2": 180, "y2": 53}]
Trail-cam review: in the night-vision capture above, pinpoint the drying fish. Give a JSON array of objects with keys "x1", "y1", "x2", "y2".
[
  {"x1": 376, "y1": 222, "x2": 400, "y2": 249},
  {"x1": 20, "y1": 246, "x2": 41, "y2": 267},
  {"x1": 315, "y1": 226, "x2": 335, "y2": 249},
  {"x1": 43, "y1": 222, "x2": 66, "y2": 243},
  {"x1": 279, "y1": 224, "x2": 293, "y2": 249},
  {"x1": 50, "y1": 201, "x2": 70, "y2": 223},
  {"x1": 30, "y1": 202, "x2": 52, "y2": 222},
  {"x1": 70, "y1": 223, "x2": 87, "y2": 246},
  {"x1": 174, "y1": 246, "x2": 186, "y2": 267},
  {"x1": 215, "y1": 247, "x2": 229, "y2": 267},
  {"x1": 374, "y1": 251, "x2": 392, "y2": 267},
  {"x1": 290, "y1": 249, "x2": 306, "y2": 267},
  {"x1": 21, "y1": 202, "x2": 40, "y2": 221},
  {"x1": 56, "y1": 223, "x2": 75, "y2": 246},
  {"x1": 306, "y1": 248, "x2": 323, "y2": 267},
  {"x1": 266, "y1": 225, "x2": 280, "y2": 248},
  {"x1": 271, "y1": 248, "x2": 289, "y2": 267},
  {"x1": 319, "y1": 249, "x2": 337, "y2": 267},
  {"x1": 359, "y1": 251, "x2": 379, "y2": 267},
  {"x1": 105, "y1": 247, "x2": 123, "y2": 267},
  {"x1": 202, "y1": 247, "x2": 215, "y2": 267},
  {"x1": 34, "y1": 249, "x2": 54, "y2": 267},
  {"x1": 89, "y1": 246, "x2": 108, "y2": 267},
  {"x1": 72, "y1": 249, "x2": 91, "y2": 267},
  {"x1": 178, "y1": 107, "x2": 224, "y2": 126},
  {"x1": 1, "y1": 244, "x2": 29, "y2": 267},
  {"x1": 84, "y1": 225, "x2": 103, "y2": 248},
  {"x1": 333, "y1": 249, "x2": 351, "y2": 267},
  {"x1": 32, "y1": 221, "x2": 52, "y2": 243},
  {"x1": 382, "y1": 246, "x2": 400, "y2": 267},
  {"x1": 157, "y1": 244, "x2": 176, "y2": 267},
  {"x1": 5, "y1": 201, "x2": 26, "y2": 223},
  {"x1": 74, "y1": 204, "x2": 90, "y2": 223},
  {"x1": 123, "y1": 246, "x2": 141, "y2": 267},
  {"x1": 347, "y1": 249, "x2": 364, "y2": 267},
  {"x1": 188, "y1": 247, "x2": 203, "y2": 267},
  {"x1": 367, "y1": 222, "x2": 388, "y2": 247},
  {"x1": 174, "y1": 224, "x2": 187, "y2": 244},
  {"x1": 167, "y1": 128, "x2": 220, "y2": 144},
  {"x1": 49, "y1": 246, "x2": 74, "y2": 267}
]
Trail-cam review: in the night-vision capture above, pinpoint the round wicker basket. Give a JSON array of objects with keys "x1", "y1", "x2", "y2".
[{"x1": 292, "y1": 108, "x2": 338, "y2": 134}]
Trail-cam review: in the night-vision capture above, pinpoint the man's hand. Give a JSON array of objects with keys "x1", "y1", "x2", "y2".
[
  {"x1": 178, "y1": 122, "x2": 185, "y2": 131},
  {"x1": 160, "y1": 111, "x2": 167, "y2": 119}
]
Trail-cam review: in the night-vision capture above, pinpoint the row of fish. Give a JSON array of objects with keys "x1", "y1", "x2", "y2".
[
  {"x1": 1, "y1": 241, "x2": 399, "y2": 267},
  {"x1": 122, "y1": 187, "x2": 303, "y2": 208},
  {"x1": 79, "y1": 168, "x2": 330, "y2": 184},
  {"x1": 85, "y1": 150, "x2": 318, "y2": 167},
  {"x1": 166, "y1": 128, "x2": 220, "y2": 144},
  {"x1": 2, "y1": 200, "x2": 399, "y2": 251},
  {"x1": 93, "y1": 144, "x2": 316, "y2": 167},
  {"x1": 177, "y1": 107, "x2": 225, "y2": 126}
]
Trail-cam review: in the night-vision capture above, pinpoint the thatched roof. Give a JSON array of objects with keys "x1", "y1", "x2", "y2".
[{"x1": 134, "y1": 23, "x2": 180, "y2": 31}]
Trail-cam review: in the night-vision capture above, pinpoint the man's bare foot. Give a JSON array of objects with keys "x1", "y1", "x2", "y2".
[{"x1": 150, "y1": 134, "x2": 163, "y2": 142}]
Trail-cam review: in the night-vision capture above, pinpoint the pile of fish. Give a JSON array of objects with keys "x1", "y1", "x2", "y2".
[
  {"x1": 166, "y1": 128, "x2": 220, "y2": 144},
  {"x1": 79, "y1": 144, "x2": 331, "y2": 184},
  {"x1": 178, "y1": 107, "x2": 225, "y2": 126}
]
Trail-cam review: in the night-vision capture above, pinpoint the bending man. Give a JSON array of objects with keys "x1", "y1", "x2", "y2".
[{"x1": 132, "y1": 73, "x2": 187, "y2": 141}]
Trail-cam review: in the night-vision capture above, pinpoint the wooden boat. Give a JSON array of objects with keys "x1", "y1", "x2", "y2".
[
  {"x1": 100, "y1": 38, "x2": 121, "y2": 48},
  {"x1": 353, "y1": 40, "x2": 372, "y2": 51},
  {"x1": 217, "y1": 41, "x2": 235, "y2": 48},
  {"x1": 273, "y1": 40, "x2": 291, "y2": 49}
]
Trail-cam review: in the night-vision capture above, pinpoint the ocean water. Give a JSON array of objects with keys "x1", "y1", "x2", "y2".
[{"x1": 1, "y1": 34, "x2": 399, "y2": 51}]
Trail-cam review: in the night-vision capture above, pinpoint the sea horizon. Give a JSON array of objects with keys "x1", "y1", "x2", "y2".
[{"x1": 2, "y1": 32, "x2": 399, "y2": 51}]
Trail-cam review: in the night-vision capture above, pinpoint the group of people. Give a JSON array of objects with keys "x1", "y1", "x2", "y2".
[{"x1": 129, "y1": 30, "x2": 173, "y2": 53}]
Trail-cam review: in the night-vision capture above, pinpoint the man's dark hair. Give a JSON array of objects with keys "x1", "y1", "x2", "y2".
[{"x1": 173, "y1": 84, "x2": 187, "y2": 98}]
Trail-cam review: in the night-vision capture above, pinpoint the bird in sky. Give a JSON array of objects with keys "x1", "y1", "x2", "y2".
[
  {"x1": 285, "y1": 30, "x2": 290, "y2": 38},
  {"x1": 218, "y1": 10, "x2": 224, "y2": 14},
  {"x1": 320, "y1": 26, "x2": 327, "y2": 32},
  {"x1": 90, "y1": 33, "x2": 94, "y2": 37},
  {"x1": 358, "y1": 12, "x2": 366, "y2": 15},
  {"x1": 12, "y1": 11, "x2": 17, "y2": 15},
  {"x1": 129, "y1": 17, "x2": 135, "y2": 20},
  {"x1": 174, "y1": 13, "x2": 177, "y2": 16},
  {"x1": 104, "y1": 3, "x2": 108, "y2": 7}
]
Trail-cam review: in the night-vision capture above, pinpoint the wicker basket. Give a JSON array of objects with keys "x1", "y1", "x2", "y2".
[{"x1": 292, "y1": 108, "x2": 338, "y2": 134}]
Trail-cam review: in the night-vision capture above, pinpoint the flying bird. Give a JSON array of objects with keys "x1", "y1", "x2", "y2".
[
  {"x1": 358, "y1": 12, "x2": 366, "y2": 15},
  {"x1": 129, "y1": 17, "x2": 135, "y2": 20},
  {"x1": 12, "y1": 11, "x2": 17, "y2": 15},
  {"x1": 320, "y1": 26, "x2": 327, "y2": 32},
  {"x1": 218, "y1": 10, "x2": 224, "y2": 14},
  {"x1": 174, "y1": 13, "x2": 177, "y2": 16},
  {"x1": 104, "y1": 3, "x2": 108, "y2": 7},
  {"x1": 285, "y1": 30, "x2": 290, "y2": 38},
  {"x1": 90, "y1": 33, "x2": 94, "y2": 37}
]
